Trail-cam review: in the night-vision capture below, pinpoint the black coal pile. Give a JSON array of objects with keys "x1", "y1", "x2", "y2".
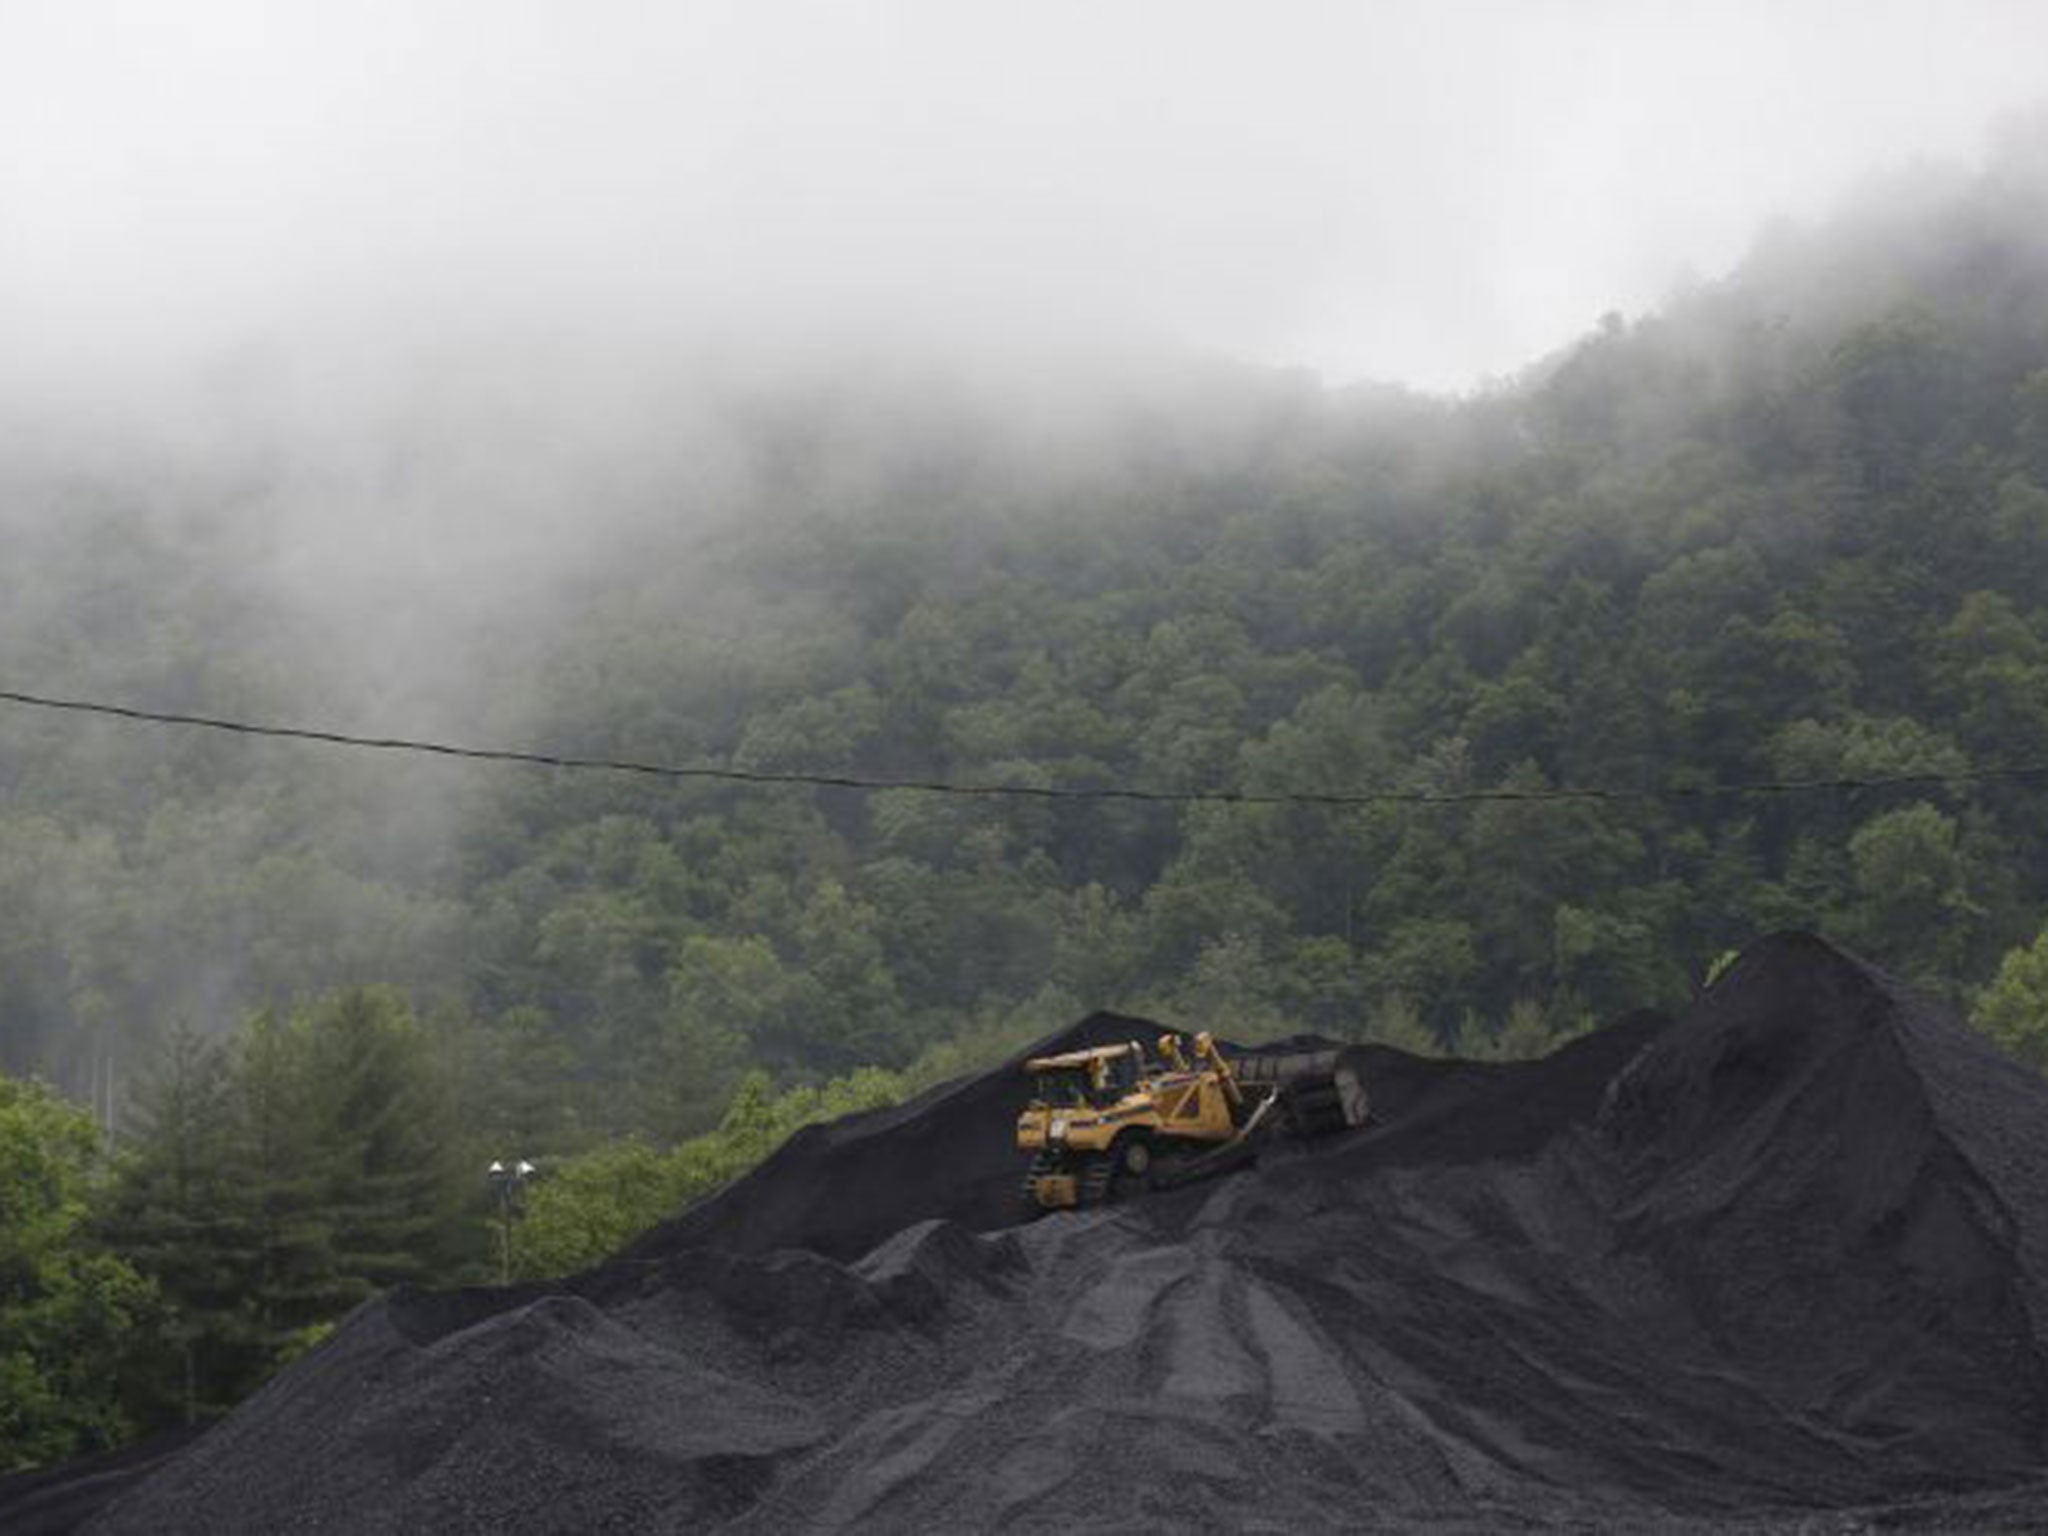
[
  {"x1": 35, "y1": 932, "x2": 2048, "y2": 1532},
  {"x1": 618, "y1": 1009, "x2": 1170, "y2": 1263}
]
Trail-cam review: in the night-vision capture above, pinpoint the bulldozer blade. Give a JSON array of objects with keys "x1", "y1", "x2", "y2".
[{"x1": 1235, "y1": 1047, "x2": 1370, "y2": 1131}]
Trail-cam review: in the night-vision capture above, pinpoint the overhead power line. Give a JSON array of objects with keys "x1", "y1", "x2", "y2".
[{"x1": 0, "y1": 684, "x2": 2044, "y2": 809}]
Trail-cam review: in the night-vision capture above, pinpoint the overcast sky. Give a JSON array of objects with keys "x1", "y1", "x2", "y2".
[{"x1": 3, "y1": 0, "x2": 2046, "y2": 397}]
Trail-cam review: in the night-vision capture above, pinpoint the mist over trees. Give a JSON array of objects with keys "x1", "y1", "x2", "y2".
[{"x1": 4, "y1": 132, "x2": 2048, "y2": 1467}]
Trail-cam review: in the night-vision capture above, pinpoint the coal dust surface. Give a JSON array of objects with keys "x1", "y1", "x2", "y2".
[{"x1": 42, "y1": 933, "x2": 2048, "y2": 1531}]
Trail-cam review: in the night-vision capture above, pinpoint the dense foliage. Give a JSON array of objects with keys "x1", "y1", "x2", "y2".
[
  {"x1": 4, "y1": 146, "x2": 2048, "y2": 1466},
  {"x1": 513, "y1": 1065, "x2": 906, "y2": 1278},
  {"x1": 0, "y1": 1031, "x2": 922, "y2": 1464},
  {"x1": 0, "y1": 1075, "x2": 152, "y2": 1470}
]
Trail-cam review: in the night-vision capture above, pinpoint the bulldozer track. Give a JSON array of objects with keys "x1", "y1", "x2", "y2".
[
  {"x1": 1021, "y1": 1150, "x2": 1061, "y2": 1210},
  {"x1": 1077, "y1": 1152, "x2": 1116, "y2": 1206}
]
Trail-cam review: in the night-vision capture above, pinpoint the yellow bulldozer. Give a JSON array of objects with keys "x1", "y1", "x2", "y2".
[{"x1": 1016, "y1": 1031, "x2": 1367, "y2": 1211}]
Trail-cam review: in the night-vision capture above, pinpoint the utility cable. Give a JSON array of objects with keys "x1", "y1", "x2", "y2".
[{"x1": 0, "y1": 685, "x2": 2044, "y2": 808}]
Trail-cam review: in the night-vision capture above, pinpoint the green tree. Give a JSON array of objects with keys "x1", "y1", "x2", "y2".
[
  {"x1": 1828, "y1": 305, "x2": 1956, "y2": 493},
  {"x1": 1973, "y1": 923, "x2": 2048, "y2": 1072},
  {"x1": 514, "y1": 1137, "x2": 706, "y2": 1280},
  {"x1": 232, "y1": 1008, "x2": 340, "y2": 1349},
  {"x1": 298, "y1": 988, "x2": 468, "y2": 1297},
  {"x1": 1842, "y1": 803, "x2": 1980, "y2": 985},
  {"x1": 516, "y1": 1066, "x2": 904, "y2": 1278},
  {"x1": 0, "y1": 1072, "x2": 156, "y2": 1469},
  {"x1": 1273, "y1": 935, "x2": 1366, "y2": 1040},
  {"x1": 1049, "y1": 883, "x2": 1143, "y2": 1007},
  {"x1": 788, "y1": 881, "x2": 907, "y2": 1072},
  {"x1": 1359, "y1": 991, "x2": 1441, "y2": 1054},
  {"x1": 2012, "y1": 369, "x2": 2048, "y2": 482},
  {"x1": 1937, "y1": 591, "x2": 2048, "y2": 754},
  {"x1": 1367, "y1": 918, "x2": 1480, "y2": 1035},
  {"x1": 98, "y1": 1027, "x2": 259, "y2": 1428}
]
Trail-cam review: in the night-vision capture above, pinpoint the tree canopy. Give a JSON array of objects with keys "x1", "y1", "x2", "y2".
[{"x1": 4, "y1": 139, "x2": 2048, "y2": 1468}]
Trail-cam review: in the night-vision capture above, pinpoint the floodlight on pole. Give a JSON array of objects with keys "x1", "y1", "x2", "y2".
[{"x1": 486, "y1": 1156, "x2": 537, "y2": 1284}]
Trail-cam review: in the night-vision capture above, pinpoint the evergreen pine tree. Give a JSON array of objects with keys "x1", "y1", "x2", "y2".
[
  {"x1": 299, "y1": 988, "x2": 467, "y2": 1295},
  {"x1": 97, "y1": 1025, "x2": 262, "y2": 1426}
]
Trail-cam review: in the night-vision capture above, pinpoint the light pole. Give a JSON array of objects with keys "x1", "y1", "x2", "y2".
[{"x1": 486, "y1": 1158, "x2": 536, "y2": 1284}]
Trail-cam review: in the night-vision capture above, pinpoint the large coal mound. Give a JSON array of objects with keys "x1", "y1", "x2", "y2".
[
  {"x1": 41, "y1": 933, "x2": 2048, "y2": 1531},
  {"x1": 620, "y1": 1008, "x2": 1174, "y2": 1263}
]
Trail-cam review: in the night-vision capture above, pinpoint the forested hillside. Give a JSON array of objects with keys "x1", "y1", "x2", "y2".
[{"x1": 5, "y1": 142, "x2": 2048, "y2": 1464}]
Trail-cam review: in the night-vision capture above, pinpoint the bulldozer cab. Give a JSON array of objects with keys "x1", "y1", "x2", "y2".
[
  {"x1": 1024, "y1": 1043, "x2": 1144, "y2": 1108},
  {"x1": 1033, "y1": 1066, "x2": 1096, "y2": 1108}
]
